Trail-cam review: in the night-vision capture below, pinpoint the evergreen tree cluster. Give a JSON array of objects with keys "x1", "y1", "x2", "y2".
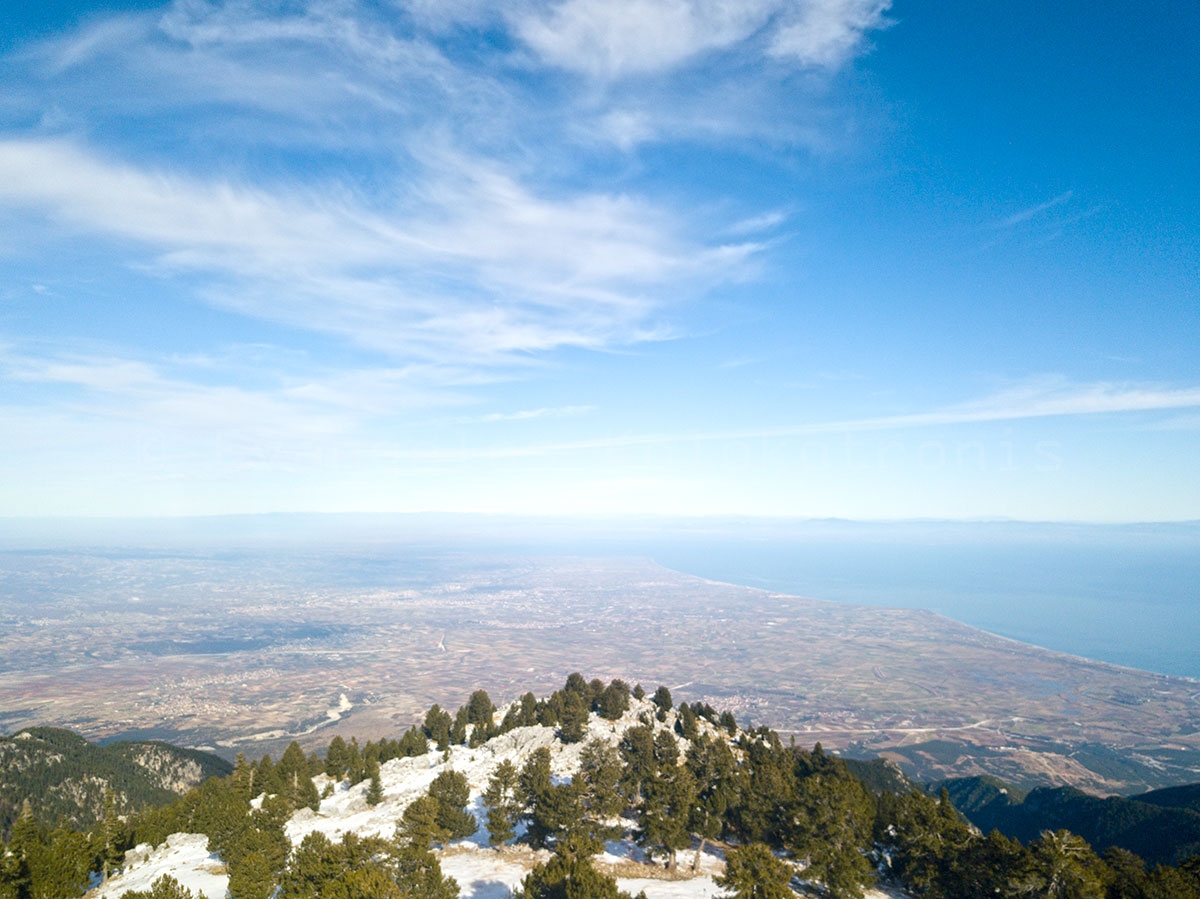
[
  {"x1": 419, "y1": 679, "x2": 634, "y2": 751},
  {"x1": 323, "y1": 728, "x2": 429, "y2": 787},
  {"x1": 876, "y1": 787, "x2": 1200, "y2": 899},
  {"x1": 6, "y1": 675, "x2": 1200, "y2": 899},
  {"x1": 275, "y1": 826, "x2": 458, "y2": 899},
  {"x1": 468, "y1": 676, "x2": 1200, "y2": 899}
]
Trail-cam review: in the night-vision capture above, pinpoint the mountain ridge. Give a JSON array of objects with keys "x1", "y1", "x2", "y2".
[{"x1": 0, "y1": 727, "x2": 232, "y2": 840}]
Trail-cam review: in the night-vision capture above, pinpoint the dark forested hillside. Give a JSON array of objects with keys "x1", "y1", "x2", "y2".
[
  {"x1": 0, "y1": 727, "x2": 231, "y2": 838},
  {"x1": 935, "y1": 775, "x2": 1200, "y2": 867},
  {"x1": 1135, "y1": 782, "x2": 1200, "y2": 814}
]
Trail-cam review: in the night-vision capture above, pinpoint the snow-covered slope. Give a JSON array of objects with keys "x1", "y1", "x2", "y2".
[
  {"x1": 90, "y1": 834, "x2": 227, "y2": 899},
  {"x1": 89, "y1": 699, "x2": 906, "y2": 899}
]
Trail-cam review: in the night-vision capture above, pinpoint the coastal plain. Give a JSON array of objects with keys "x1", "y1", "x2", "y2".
[{"x1": 1, "y1": 549, "x2": 1197, "y2": 793}]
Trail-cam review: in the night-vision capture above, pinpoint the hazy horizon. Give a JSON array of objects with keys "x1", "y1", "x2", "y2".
[{"x1": 3, "y1": 515, "x2": 1197, "y2": 679}]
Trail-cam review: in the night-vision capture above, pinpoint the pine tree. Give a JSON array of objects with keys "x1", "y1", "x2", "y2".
[
  {"x1": 227, "y1": 848, "x2": 276, "y2": 899},
  {"x1": 637, "y1": 765, "x2": 696, "y2": 870},
  {"x1": 346, "y1": 738, "x2": 365, "y2": 785},
  {"x1": 578, "y1": 741, "x2": 625, "y2": 826},
  {"x1": 306, "y1": 750, "x2": 324, "y2": 778},
  {"x1": 232, "y1": 753, "x2": 255, "y2": 802},
  {"x1": 325, "y1": 736, "x2": 349, "y2": 779},
  {"x1": 1027, "y1": 830, "x2": 1106, "y2": 899},
  {"x1": 390, "y1": 839, "x2": 460, "y2": 899},
  {"x1": 5, "y1": 802, "x2": 39, "y2": 899},
  {"x1": 365, "y1": 760, "x2": 384, "y2": 807},
  {"x1": 1148, "y1": 863, "x2": 1200, "y2": 899},
  {"x1": 651, "y1": 686, "x2": 673, "y2": 717},
  {"x1": 596, "y1": 680, "x2": 630, "y2": 721},
  {"x1": 423, "y1": 705, "x2": 453, "y2": 751},
  {"x1": 279, "y1": 742, "x2": 320, "y2": 811},
  {"x1": 652, "y1": 730, "x2": 679, "y2": 769},
  {"x1": 564, "y1": 673, "x2": 590, "y2": 699},
  {"x1": 936, "y1": 829, "x2": 1030, "y2": 899},
  {"x1": 31, "y1": 824, "x2": 92, "y2": 899},
  {"x1": 728, "y1": 740, "x2": 795, "y2": 844},
  {"x1": 716, "y1": 843, "x2": 793, "y2": 899},
  {"x1": 513, "y1": 832, "x2": 641, "y2": 899},
  {"x1": 398, "y1": 795, "x2": 450, "y2": 850},
  {"x1": 450, "y1": 706, "x2": 469, "y2": 746},
  {"x1": 427, "y1": 770, "x2": 476, "y2": 840},
  {"x1": 519, "y1": 748, "x2": 553, "y2": 810},
  {"x1": 278, "y1": 830, "x2": 340, "y2": 899},
  {"x1": 197, "y1": 777, "x2": 254, "y2": 865},
  {"x1": 1100, "y1": 847, "x2": 1152, "y2": 899},
  {"x1": 686, "y1": 734, "x2": 736, "y2": 872},
  {"x1": 674, "y1": 703, "x2": 698, "y2": 740},
  {"x1": 397, "y1": 726, "x2": 429, "y2": 758},
  {"x1": 482, "y1": 760, "x2": 521, "y2": 848},
  {"x1": 785, "y1": 771, "x2": 875, "y2": 899},
  {"x1": 336, "y1": 864, "x2": 404, "y2": 899},
  {"x1": 466, "y1": 690, "x2": 496, "y2": 730},
  {"x1": 878, "y1": 788, "x2": 972, "y2": 895},
  {"x1": 98, "y1": 788, "x2": 125, "y2": 883},
  {"x1": 587, "y1": 679, "x2": 606, "y2": 708},
  {"x1": 517, "y1": 692, "x2": 540, "y2": 726},
  {"x1": 558, "y1": 690, "x2": 590, "y2": 744},
  {"x1": 255, "y1": 755, "x2": 285, "y2": 797},
  {"x1": 618, "y1": 726, "x2": 656, "y2": 803},
  {"x1": 526, "y1": 782, "x2": 585, "y2": 850}
]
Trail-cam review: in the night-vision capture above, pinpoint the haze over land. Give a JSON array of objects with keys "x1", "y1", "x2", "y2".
[{"x1": 3, "y1": 517, "x2": 1198, "y2": 796}]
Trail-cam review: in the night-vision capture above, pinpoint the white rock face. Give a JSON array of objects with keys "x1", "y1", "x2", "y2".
[{"x1": 129, "y1": 746, "x2": 206, "y2": 793}]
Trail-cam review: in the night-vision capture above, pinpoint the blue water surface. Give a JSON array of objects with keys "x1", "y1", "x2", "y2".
[{"x1": 637, "y1": 522, "x2": 1200, "y2": 679}]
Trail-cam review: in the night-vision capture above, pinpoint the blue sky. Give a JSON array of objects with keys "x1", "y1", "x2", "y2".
[{"x1": 0, "y1": 0, "x2": 1197, "y2": 520}]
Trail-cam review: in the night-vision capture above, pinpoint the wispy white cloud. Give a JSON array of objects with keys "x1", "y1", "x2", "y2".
[
  {"x1": 717, "y1": 357, "x2": 762, "y2": 370},
  {"x1": 43, "y1": 14, "x2": 152, "y2": 73},
  {"x1": 514, "y1": 0, "x2": 891, "y2": 78},
  {"x1": 831, "y1": 378, "x2": 1200, "y2": 431},
  {"x1": 0, "y1": 342, "x2": 481, "y2": 473},
  {"x1": 0, "y1": 0, "x2": 909, "y2": 516},
  {"x1": 768, "y1": 0, "x2": 892, "y2": 67},
  {"x1": 725, "y1": 210, "x2": 790, "y2": 236},
  {"x1": 0, "y1": 138, "x2": 758, "y2": 364},
  {"x1": 515, "y1": 0, "x2": 776, "y2": 78},
  {"x1": 375, "y1": 378, "x2": 1200, "y2": 459},
  {"x1": 998, "y1": 191, "x2": 1073, "y2": 228},
  {"x1": 480, "y1": 405, "x2": 595, "y2": 422}
]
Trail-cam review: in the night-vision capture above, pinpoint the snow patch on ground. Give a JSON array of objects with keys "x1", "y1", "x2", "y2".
[
  {"x1": 89, "y1": 833, "x2": 227, "y2": 899},
  {"x1": 440, "y1": 845, "x2": 541, "y2": 899},
  {"x1": 615, "y1": 877, "x2": 725, "y2": 898}
]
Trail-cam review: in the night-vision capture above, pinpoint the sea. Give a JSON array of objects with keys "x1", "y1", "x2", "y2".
[
  {"x1": 411, "y1": 516, "x2": 1200, "y2": 681},
  {"x1": 637, "y1": 521, "x2": 1200, "y2": 681}
]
